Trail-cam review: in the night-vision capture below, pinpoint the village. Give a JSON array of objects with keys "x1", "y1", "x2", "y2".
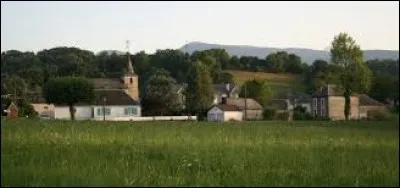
[{"x1": 2, "y1": 48, "x2": 390, "y2": 122}]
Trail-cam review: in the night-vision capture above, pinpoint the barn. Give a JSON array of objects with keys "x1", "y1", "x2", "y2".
[{"x1": 207, "y1": 104, "x2": 243, "y2": 122}]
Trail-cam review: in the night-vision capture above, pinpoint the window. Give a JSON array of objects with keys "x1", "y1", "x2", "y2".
[
  {"x1": 44, "y1": 106, "x2": 48, "y2": 110},
  {"x1": 124, "y1": 106, "x2": 137, "y2": 115},
  {"x1": 320, "y1": 98, "x2": 325, "y2": 116},
  {"x1": 130, "y1": 77, "x2": 133, "y2": 84},
  {"x1": 97, "y1": 108, "x2": 111, "y2": 116},
  {"x1": 313, "y1": 98, "x2": 318, "y2": 116}
]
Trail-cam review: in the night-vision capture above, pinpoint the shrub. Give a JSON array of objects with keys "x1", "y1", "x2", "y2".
[
  {"x1": 293, "y1": 106, "x2": 313, "y2": 120},
  {"x1": 276, "y1": 111, "x2": 290, "y2": 121},
  {"x1": 263, "y1": 109, "x2": 276, "y2": 120}
]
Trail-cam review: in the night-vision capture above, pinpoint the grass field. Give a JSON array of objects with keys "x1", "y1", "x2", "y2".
[
  {"x1": 1, "y1": 119, "x2": 399, "y2": 186},
  {"x1": 227, "y1": 70, "x2": 305, "y2": 91}
]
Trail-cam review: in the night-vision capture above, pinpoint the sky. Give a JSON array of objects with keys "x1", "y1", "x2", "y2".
[{"x1": 1, "y1": 1, "x2": 399, "y2": 54}]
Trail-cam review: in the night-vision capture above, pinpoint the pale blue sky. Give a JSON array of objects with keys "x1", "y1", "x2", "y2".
[{"x1": 1, "y1": 1, "x2": 399, "y2": 54}]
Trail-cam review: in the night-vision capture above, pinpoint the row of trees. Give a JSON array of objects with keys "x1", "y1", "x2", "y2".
[{"x1": 2, "y1": 33, "x2": 399, "y2": 119}]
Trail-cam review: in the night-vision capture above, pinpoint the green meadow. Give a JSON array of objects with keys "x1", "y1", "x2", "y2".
[{"x1": 1, "y1": 119, "x2": 398, "y2": 186}]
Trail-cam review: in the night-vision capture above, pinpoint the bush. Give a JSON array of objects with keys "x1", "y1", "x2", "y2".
[
  {"x1": 293, "y1": 111, "x2": 313, "y2": 120},
  {"x1": 276, "y1": 111, "x2": 290, "y2": 121},
  {"x1": 367, "y1": 110, "x2": 390, "y2": 121},
  {"x1": 293, "y1": 106, "x2": 313, "y2": 120},
  {"x1": 263, "y1": 109, "x2": 276, "y2": 120}
]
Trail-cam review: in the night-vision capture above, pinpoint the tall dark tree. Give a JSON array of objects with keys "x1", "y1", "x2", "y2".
[{"x1": 185, "y1": 61, "x2": 214, "y2": 117}]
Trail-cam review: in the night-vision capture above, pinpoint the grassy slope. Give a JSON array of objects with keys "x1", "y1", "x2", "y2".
[
  {"x1": 1, "y1": 119, "x2": 399, "y2": 186},
  {"x1": 227, "y1": 70, "x2": 305, "y2": 92}
]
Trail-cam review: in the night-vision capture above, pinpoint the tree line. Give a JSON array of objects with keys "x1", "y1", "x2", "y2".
[{"x1": 1, "y1": 33, "x2": 399, "y2": 118}]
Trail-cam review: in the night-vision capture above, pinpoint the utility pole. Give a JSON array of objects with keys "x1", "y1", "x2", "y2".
[
  {"x1": 103, "y1": 97, "x2": 106, "y2": 122},
  {"x1": 244, "y1": 83, "x2": 247, "y2": 121}
]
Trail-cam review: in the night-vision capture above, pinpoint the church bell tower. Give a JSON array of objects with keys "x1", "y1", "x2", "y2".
[{"x1": 122, "y1": 40, "x2": 139, "y2": 101}]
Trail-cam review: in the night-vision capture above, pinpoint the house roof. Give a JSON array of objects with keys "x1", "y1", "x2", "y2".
[
  {"x1": 359, "y1": 94, "x2": 384, "y2": 106},
  {"x1": 91, "y1": 89, "x2": 139, "y2": 106},
  {"x1": 226, "y1": 98, "x2": 263, "y2": 110},
  {"x1": 55, "y1": 89, "x2": 139, "y2": 106},
  {"x1": 89, "y1": 78, "x2": 125, "y2": 89},
  {"x1": 214, "y1": 104, "x2": 241, "y2": 112},
  {"x1": 7, "y1": 102, "x2": 18, "y2": 111},
  {"x1": 311, "y1": 84, "x2": 359, "y2": 97},
  {"x1": 266, "y1": 99, "x2": 288, "y2": 110},
  {"x1": 213, "y1": 83, "x2": 239, "y2": 96}
]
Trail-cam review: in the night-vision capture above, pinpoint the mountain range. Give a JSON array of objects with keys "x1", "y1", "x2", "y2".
[{"x1": 179, "y1": 42, "x2": 399, "y2": 64}]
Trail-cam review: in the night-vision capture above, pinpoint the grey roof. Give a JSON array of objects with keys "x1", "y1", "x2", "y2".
[
  {"x1": 226, "y1": 98, "x2": 263, "y2": 110},
  {"x1": 273, "y1": 90, "x2": 311, "y2": 103},
  {"x1": 92, "y1": 89, "x2": 139, "y2": 106},
  {"x1": 213, "y1": 83, "x2": 240, "y2": 96},
  {"x1": 312, "y1": 85, "x2": 342, "y2": 97},
  {"x1": 359, "y1": 94, "x2": 384, "y2": 106},
  {"x1": 89, "y1": 78, "x2": 125, "y2": 90},
  {"x1": 50, "y1": 89, "x2": 139, "y2": 106},
  {"x1": 214, "y1": 104, "x2": 242, "y2": 112}
]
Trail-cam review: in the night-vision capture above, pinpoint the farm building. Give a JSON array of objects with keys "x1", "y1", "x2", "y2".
[
  {"x1": 207, "y1": 104, "x2": 243, "y2": 122},
  {"x1": 311, "y1": 85, "x2": 387, "y2": 120},
  {"x1": 226, "y1": 98, "x2": 263, "y2": 120},
  {"x1": 359, "y1": 94, "x2": 388, "y2": 118}
]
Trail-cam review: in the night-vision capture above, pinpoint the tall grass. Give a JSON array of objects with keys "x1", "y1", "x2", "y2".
[{"x1": 1, "y1": 119, "x2": 399, "y2": 186}]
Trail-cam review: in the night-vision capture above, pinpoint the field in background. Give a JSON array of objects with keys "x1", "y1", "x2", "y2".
[
  {"x1": 227, "y1": 70, "x2": 305, "y2": 92},
  {"x1": 1, "y1": 119, "x2": 399, "y2": 186}
]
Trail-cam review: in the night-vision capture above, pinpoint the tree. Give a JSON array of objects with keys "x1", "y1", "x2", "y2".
[
  {"x1": 43, "y1": 77, "x2": 95, "y2": 120},
  {"x1": 330, "y1": 33, "x2": 372, "y2": 120},
  {"x1": 239, "y1": 79, "x2": 274, "y2": 107},
  {"x1": 214, "y1": 71, "x2": 235, "y2": 84},
  {"x1": 265, "y1": 51, "x2": 289, "y2": 73},
  {"x1": 185, "y1": 61, "x2": 214, "y2": 118},
  {"x1": 229, "y1": 55, "x2": 241, "y2": 69},
  {"x1": 141, "y1": 74, "x2": 179, "y2": 116}
]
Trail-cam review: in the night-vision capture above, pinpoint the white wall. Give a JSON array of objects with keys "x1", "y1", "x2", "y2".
[
  {"x1": 224, "y1": 111, "x2": 243, "y2": 121},
  {"x1": 54, "y1": 106, "x2": 92, "y2": 120},
  {"x1": 95, "y1": 116, "x2": 197, "y2": 121},
  {"x1": 92, "y1": 105, "x2": 141, "y2": 121},
  {"x1": 55, "y1": 105, "x2": 142, "y2": 120},
  {"x1": 54, "y1": 106, "x2": 70, "y2": 119},
  {"x1": 208, "y1": 106, "x2": 224, "y2": 121}
]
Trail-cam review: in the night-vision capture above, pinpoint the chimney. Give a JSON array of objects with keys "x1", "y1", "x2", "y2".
[{"x1": 221, "y1": 97, "x2": 227, "y2": 104}]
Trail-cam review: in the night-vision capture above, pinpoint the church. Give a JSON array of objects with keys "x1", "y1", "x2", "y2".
[{"x1": 30, "y1": 52, "x2": 142, "y2": 121}]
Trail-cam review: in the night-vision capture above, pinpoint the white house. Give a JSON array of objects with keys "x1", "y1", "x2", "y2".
[
  {"x1": 207, "y1": 104, "x2": 243, "y2": 122},
  {"x1": 212, "y1": 83, "x2": 240, "y2": 105},
  {"x1": 54, "y1": 89, "x2": 141, "y2": 120}
]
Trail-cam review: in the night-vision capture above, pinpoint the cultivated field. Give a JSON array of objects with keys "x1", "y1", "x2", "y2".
[
  {"x1": 1, "y1": 119, "x2": 399, "y2": 186},
  {"x1": 228, "y1": 70, "x2": 305, "y2": 91}
]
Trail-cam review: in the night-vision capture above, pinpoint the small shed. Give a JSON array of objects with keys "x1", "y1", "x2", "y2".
[
  {"x1": 6, "y1": 102, "x2": 19, "y2": 119},
  {"x1": 207, "y1": 104, "x2": 243, "y2": 122}
]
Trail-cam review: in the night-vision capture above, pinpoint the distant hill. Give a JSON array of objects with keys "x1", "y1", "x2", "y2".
[{"x1": 179, "y1": 42, "x2": 399, "y2": 64}]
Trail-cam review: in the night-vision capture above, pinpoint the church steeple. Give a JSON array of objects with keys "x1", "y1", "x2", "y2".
[
  {"x1": 126, "y1": 52, "x2": 135, "y2": 76},
  {"x1": 123, "y1": 40, "x2": 139, "y2": 101},
  {"x1": 125, "y1": 40, "x2": 135, "y2": 76}
]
